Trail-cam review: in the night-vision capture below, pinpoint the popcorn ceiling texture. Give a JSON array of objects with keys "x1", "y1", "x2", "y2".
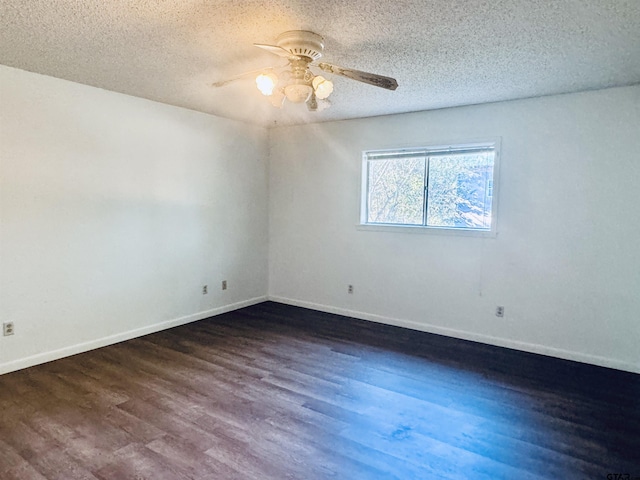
[{"x1": 1, "y1": 0, "x2": 639, "y2": 127}]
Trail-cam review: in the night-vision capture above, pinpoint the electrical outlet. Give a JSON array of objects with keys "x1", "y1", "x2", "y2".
[
  {"x1": 495, "y1": 306, "x2": 505, "y2": 317},
  {"x1": 348, "y1": 284, "x2": 354, "y2": 294},
  {"x1": 222, "y1": 280, "x2": 227, "y2": 290},
  {"x1": 3, "y1": 322, "x2": 15, "y2": 336},
  {"x1": 202, "y1": 285, "x2": 208, "y2": 295}
]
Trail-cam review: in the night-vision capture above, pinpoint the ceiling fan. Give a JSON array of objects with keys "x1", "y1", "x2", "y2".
[{"x1": 212, "y1": 30, "x2": 398, "y2": 111}]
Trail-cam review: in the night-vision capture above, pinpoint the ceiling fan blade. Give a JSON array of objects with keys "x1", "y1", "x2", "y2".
[
  {"x1": 254, "y1": 43, "x2": 301, "y2": 60},
  {"x1": 211, "y1": 67, "x2": 276, "y2": 88},
  {"x1": 317, "y1": 62, "x2": 398, "y2": 91}
]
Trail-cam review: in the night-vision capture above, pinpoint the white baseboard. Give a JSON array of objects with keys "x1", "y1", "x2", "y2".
[
  {"x1": 268, "y1": 296, "x2": 639, "y2": 374},
  {"x1": 0, "y1": 296, "x2": 267, "y2": 375}
]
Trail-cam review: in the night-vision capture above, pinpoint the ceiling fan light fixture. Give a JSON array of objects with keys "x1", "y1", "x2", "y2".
[
  {"x1": 256, "y1": 72, "x2": 278, "y2": 96},
  {"x1": 284, "y1": 80, "x2": 313, "y2": 103},
  {"x1": 312, "y1": 75, "x2": 333, "y2": 100},
  {"x1": 213, "y1": 31, "x2": 398, "y2": 112}
]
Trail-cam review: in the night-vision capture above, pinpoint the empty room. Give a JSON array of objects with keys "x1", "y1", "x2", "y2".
[{"x1": 1, "y1": 0, "x2": 639, "y2": 479}]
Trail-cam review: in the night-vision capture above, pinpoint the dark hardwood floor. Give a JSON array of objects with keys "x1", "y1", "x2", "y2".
[{"x1": 1, "y1": 301, "x2": 639, "y2": 479}]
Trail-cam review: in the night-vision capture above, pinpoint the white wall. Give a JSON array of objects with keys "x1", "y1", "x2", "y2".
[
  {"x1": 269, "y1": 85, "x2": 640, "y2": 373},
  {"x1": 0, "y1": 66, "x2": 269, "y2": 374},
  {"x1": 2, "y1": 65, "x2": 638, "y2": 375}
]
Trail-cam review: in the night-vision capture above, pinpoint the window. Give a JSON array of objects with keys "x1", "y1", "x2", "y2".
[{"x1": 361, "y1": 141, "x2": 498, "y2": 233}]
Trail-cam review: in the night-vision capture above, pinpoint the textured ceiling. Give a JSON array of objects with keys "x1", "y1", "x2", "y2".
[{"x1": 1, "y1": 0, "x2": 639, "y2": 127}]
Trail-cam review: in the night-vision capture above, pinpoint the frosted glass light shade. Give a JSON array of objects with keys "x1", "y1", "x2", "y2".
[
  {"x1": 256, "y1": 73, "x2": 278, "y2": 96},
  {"x1": 312, "y1": 76, "x2": 333, "y2": 99},
  {"x1": 284, "y1": 83, "x2": 313, "y2": 103}
]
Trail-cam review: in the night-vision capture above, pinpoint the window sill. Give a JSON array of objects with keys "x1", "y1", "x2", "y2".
[{"x1": 356, "y1": 223, "x2": 497, "y2": 238}]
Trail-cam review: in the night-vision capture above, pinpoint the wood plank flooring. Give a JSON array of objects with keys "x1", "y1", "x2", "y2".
[{"x1": 1, "y1": 301, "x2": 639, "y2": 479}]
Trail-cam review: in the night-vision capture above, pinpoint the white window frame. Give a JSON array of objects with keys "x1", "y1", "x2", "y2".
[{"x1": 358, "y1": 139, "x2": 501, "y2": 237}]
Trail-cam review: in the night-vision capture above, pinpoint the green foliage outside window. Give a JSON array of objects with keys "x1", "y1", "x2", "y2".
[{"x1": 364, "y1": 144, "x2": 497, "y2": 231}]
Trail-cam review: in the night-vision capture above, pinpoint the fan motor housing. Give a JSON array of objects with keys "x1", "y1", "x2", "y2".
[{"x1": 276, "y1": 30, "x2": 324, "y2": 60}]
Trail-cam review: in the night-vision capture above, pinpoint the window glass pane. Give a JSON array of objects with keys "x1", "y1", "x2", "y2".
[
  {"x1": 367, "y1": 157, "x2": 426, "y2": 225},
  {"x1": 426, "y1": 152, "x2": 494, "y2": 229}
]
